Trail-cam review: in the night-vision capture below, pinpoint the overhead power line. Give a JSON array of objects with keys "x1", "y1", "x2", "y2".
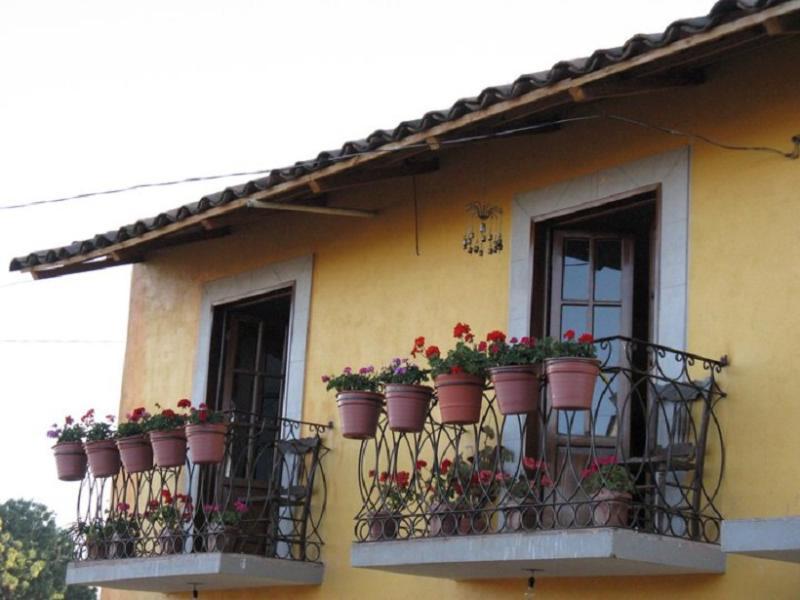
[{"x1": 0, "y1": 114, "x2": 797, "y2": 211}]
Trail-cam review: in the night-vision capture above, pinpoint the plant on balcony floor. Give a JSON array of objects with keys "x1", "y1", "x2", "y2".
[
  {"x1": 47, "y1": 415, "x2": 87, "y2": 482},
  {"x1": 77, "y1": 520, "x2": 113, "y2": 561},
  {"x1": 145, "y1": 489, "x2": 192, "y2": 555},
  {"x1": 542, "y1": 330, "x2": 599, "y2": 410},
  {"x1": 323, "y1": 366, "x2": 383, "y2": 439},
  {"x1": 203, "y1": 499, "x2": 248, "y2": 552},
  {"x1": 378, "y1": 355, "x2": 432, "y2": 433},
  {"x1": 366, "y1": 465, "x2": 427, "y2": 541},
  {"x1": 581, "y1": 456, "x2": 635, "y2": 527},
  {"x1": 483, "y1": 331, "x2": 543, "y2": 416},
  {"x1": 107, "y1": 502, "x2": 139, "y2": 559},
  {"x1": 185, "y1": 401, "x2": 228, "y2": 465},
  {"x1": 500, "y1": 457, "x2": 554, "y2": 532},
  {"x1": 144, "y1": 402, "x2": 189, "y2": 468},
  {"x1": 420, "y1": 323, "x2": 488, "y2": 425},
  {"x1": 426, "y1": 427, "x2": 511, "y2": 536},
  {"x1": 116, "y1": 407, "x2": 153, "y2": 473},
  {"x1": 82, "y1": 411, "x2": 121, "y2": 479}
]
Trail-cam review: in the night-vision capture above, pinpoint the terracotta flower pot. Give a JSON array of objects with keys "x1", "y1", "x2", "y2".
[
  {"x1": 385, "y1": 384, "x2": 432, "y2": 433},
  {"x1": 502, "y1": 498, "x2": 539, "y2": 532},
  {"x1": 457, "y1": 511, "x2": 489, "y2": 535},
  {"x1": 116, "y1": 434, "x2": 153, "y2": 473},
  {"x1": 206, "y1": 523, "x2": 239, "y2": 553},
  {"x1": 428, "y1": 502, "x2": 458, "y2": 537},
  {"x1": 85, "y1": 540, "x2": 107, "y2": 561},
  {"x1": 545, "y1": 357, "x2": 600, "y2": 410},
  {"x1": 157, "y1": 527, "x2": 184, "y2": 555},
  {"x1": 84, "y1": 439, "x2": 121, "y2": 478},
  {"x1": 186, "y1": 423, "x2": 228, "y2": 465},
  {"x1": 434, "y1": 374, "x2": 484, "y2": 425},
  {"x1": 52, "y1": 441, "x2": 87, "y2": 482},
  {"x1": 109, "y1": 532, "x2": 136, "y2": 559},
  {"x1": 489, "y1": 365, "x2": 540, "y2": 415},
  {"x1": 336, "y1": 391, "x2": 383, "y2": 439},
  {"x1": 149, "y1": 429, "x2": 187, "y2": 468},
  {"x1": 367, "y1": 510, "x2": 400, "y2": 541},
  {"x1": 592, "y1": 489, "x2": 631, "y2": 527}
]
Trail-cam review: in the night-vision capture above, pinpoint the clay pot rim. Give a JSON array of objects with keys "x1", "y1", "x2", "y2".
[
  {"x1": 488, "y1": 364, "x2": 539, "y2": 374},
  {"x1": 52, "y1": 441, "x2": 85, "y2": 453},
  {"x1": 593, "y1": 489, "x2": 632, "y2": 500},
  {"x1": 336, "y1": 391, "x2": 385, "y2": 403},
  {"x1": 185, "y1": 422, "x2": 228, "y2": 433},
  {"x1": 148, "y1": 428, "x2": 187, "y2": 440},
  {"x1": 384, "y1": 383, "x2": 433, "y2": 393},
  {"x1": 84, "y1": 438, "x2": 119, "y2": 450},
  {"x1": 434, "y1": 373, "x2": 485, "y2": 385},
  {"x1": 116, "y1": 433, "x2": 149, "y2": 443},
  {"x1": 544, "y1": 357, "x2": 601, "y2": 366}
]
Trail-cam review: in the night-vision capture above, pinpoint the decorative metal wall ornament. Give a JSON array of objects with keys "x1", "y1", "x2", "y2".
[{"x1": 463, "y1": 202, "x2": 503, "y2": 256}]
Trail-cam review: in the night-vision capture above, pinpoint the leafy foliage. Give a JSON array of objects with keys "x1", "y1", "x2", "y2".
[
  {"x1": 0, "y1": 499, "x2": 96, "y2": 599},
  {"x1": 541, "y1": 330, "x2": 597, "y2": 359},
  {"x1": 416, "y1": 323, "x2": 489, "y2": 379},
  {"x1": 376, "y1": 358, "x2": 430, "y2": 386},
  {"x1": 46, "y1": 415, "x2": 85, "y2": 444},
  {"x1": 581, "y1": 457, "x2": 635, "y2": 494},
  {"x1": 482, "y1": 330, "x2": 542, "y2": 367},
  {"x1": 82, "y1": 411, "x2": 117, "y2": 442},
  {"x1": 321, "y1": 366, "x2": 380, "y2": 393},
  {"x1": 185, "y1": 402, "x2": 225, "y2": 425},
  {"x1": 142, "y1": 403, "x2": 188, "y2": 433},
  {"x1": 116, "y1": 406, "x2": 150, "y2": 438}
]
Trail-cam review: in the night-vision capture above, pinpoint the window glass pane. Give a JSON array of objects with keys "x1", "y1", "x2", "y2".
[
  {"x1": 232, "y1": 373, "x2": 255, "y2": 415},
  {"x1": 562, "y1": 239, "x2": 590, "y2": 300},
  {"x1": 235, "y1": 321, "x2": 259, "y2": 370},
  {"x1": 592, "y1": 306, "x2": 621, "y2": 437},
  {"x1": 594, "y1": 239, "x2": 622, "y2": 301},
  {"x1": 561, "y1": 305, "x2": 589, "y2": 337}
]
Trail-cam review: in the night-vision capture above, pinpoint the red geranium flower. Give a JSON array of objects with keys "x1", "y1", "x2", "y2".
[
  {"x1": 368, "y1": 469, "x2": 376, "y2": 477},
  {"x1": 148, "y1": 499, "x2": 159, "y2": 510},
  {"x1": 379, "y1": 471, "x2": 389, "y2": 483},
  {"x1": 394, "y1": 471, "x2": 410, "y2": 488},
  {"x1": 410, "y1": 336, "x2": 425, "y2": 357},
  {"x1": 440, "y1": 458, "x2": 452, "y2": 474},
  {"x1": 198, "y1": 409, "x2": 208, "y2": 423},
  {"x1": 424, "y1": 345, "x2": 440, "y2": 359},
  {"x1": 177, "y1": 398, "x2": 191, "y2": 409},
  {"x1": 486, "y1": 330, "x2": 506, "y2": 344},
  {"x1": 578, "y1": 333, "x2": 594, "y2": 344},
  {"x1": 477, "y1": 340, "x2": 487, "y2": 352},
  {"x1": 453, "y1": 322, "x2": 473, "y2": 341},
  {"x1": 563, "y1": 329, "x2": 575, "y2": 341},
  {"x1": 415, "y1": 460, "x2": 427, "y2": 471},
  {"x1": 162, "y1": 409, "x2": 176, "y2": 418},
  {"x1": 449, "y1": 365, "x2": 464, "y2": 374}
]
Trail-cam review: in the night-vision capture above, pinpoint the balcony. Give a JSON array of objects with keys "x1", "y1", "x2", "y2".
[
  {"x1": 65, "y1": 415, "x2": 329, "y2": 593},
  {"x1": 351, "y1": 337, "x2": 728, "y2": 579}
]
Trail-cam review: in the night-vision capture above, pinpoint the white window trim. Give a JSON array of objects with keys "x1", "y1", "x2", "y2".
[
  {"x1": 190, "y1": 255, "x2": 313, "y2": 421},
  {"x1": 508, "y1": 147, "x2": 690, "y2": 352}
]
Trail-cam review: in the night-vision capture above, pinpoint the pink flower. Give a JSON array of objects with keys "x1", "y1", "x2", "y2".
[
  {"x1": 522, "y1": 456, "x2": 545, "y2": 471},
  {"x1": 65, "y1": 416, "x2": 74, "y2": 425},
  {"x1": 204, "y1": 504, "x2": 220, "y2": 513},
  {"x1": 105, "y1": 414, "x2": 116, "y2": 423},
  {"x1": 116, "y1": 502, "x2": 130, "y2": 512},
  {"x1": 321, "y1": 375, "x2": 330, "y2": 383},
  {"x1": 540, "y1": 475, "x2": 554, "y2": 487},
  {"x1": 233, "y1": 499, "x2": 248, "y2": 514},
  {"x1": 343, "y1": 367, "x2": 352, "y2": 375}
]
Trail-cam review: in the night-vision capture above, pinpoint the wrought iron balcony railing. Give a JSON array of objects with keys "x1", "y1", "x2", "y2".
[
  {"x1": 71, "y1": 414, "x2": 329, "y2": 563},
  {"x1": 355, "y1": 337, "x2": 727, "y2": 544}
]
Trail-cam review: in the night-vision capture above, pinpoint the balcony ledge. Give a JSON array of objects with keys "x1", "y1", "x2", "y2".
[
  {"x1": 722, "y1": 516, "x2": 800, "y2": 563},
  {"x1": 65, "y1": 553, "x2": 324, "y2": 592},
  {"x1": 351, "y1": 529, "x2": 725, "y2": 579}
]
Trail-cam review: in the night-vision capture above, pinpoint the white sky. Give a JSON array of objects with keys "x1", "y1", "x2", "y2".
[{"x1": 0, "y1": 0, "x2": 714, "y2": 525}]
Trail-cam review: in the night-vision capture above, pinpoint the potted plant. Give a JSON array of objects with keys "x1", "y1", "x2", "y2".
[
  {"x1": 77, "y1": 520, "x2": 112, "y2": 560},
  {"x1": 144, "y1": 403, "x2": 189, "y2": 468},
  {"x1": 185, "y1": 401, "x2": 228, "y2": 465},
  {"x1": 116, "y1": 407, "x2": 154, "y2": 473},
  {"x1": 420, "y1": 323, "x2": 488, "y2": 425},
  {"x1": 145, "y1": 489, "x2": 191, "y2": 554},
  {"x1": 203, "y1": 499, "x2": 248, "y2": 552},
  {"x1": 82, "y1": 410, "x2": 121, "y2": 478},
  {"x1": 366, "y1": 465, "x2": 425, "y2": 541},
  {"x1": 543, "y1": 330, "x2": 599, "y2": 410},
  {"x1": 500, "y1": 457, "x2": 552, "y2": 531},
  {"x1": 47, "y1": 415, "x2": 87, "y2": 481},
  {"x1": 483, "y1": 331, "x2": 542, "y2": 415},
  {"x1": 378, "y1": 354, "x2": 432, "y2": 433},
  {"x1": 107, "y1": 502, "x2": 138, "y2": 559},
  {"x1": 581, "y1": 456, "x2": 635, "y2": 527},
  {"x1": 323, "y1": 366, "x2": 383, "y2": 439}
]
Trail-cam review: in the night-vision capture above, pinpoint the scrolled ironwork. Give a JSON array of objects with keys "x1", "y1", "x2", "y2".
[
  {"x1": 70, "y1": 414, "x2": 329, "y2": 563},
  {"x1": 355, "y1": 336, "x2": 726, "y2": 544}
]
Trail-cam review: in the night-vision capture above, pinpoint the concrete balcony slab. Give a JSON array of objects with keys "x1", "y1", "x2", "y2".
[
  {"x1": 351, "y1": 529, "x2": 725, "y2": 579},
  {"x1": 66, "y1": 553, "x2": 323, "y2": 592},
  {"x1": 722, "y1": 516, "x2": 800, "y2": 563}
]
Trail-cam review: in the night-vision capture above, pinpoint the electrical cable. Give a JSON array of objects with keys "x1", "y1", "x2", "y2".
[{"x1": 0, "y1": 114, "x2": 797, "y2": 211}]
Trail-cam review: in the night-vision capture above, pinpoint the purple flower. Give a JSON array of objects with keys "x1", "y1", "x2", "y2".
[
  {"x1": 47, "y1": 429, "x2": 59, "y2": 439},
  {"x1": 359, "y1": 365, "x2": 375, "y2": 375},
  {"x1": 394, "y1": 367, "x2": 407, "y2": 375},
  {"x1": 510, "y1": 337, "x2": 519, "y2": 344},
  {"x1": 392, "y1": 357, "x2": 403, "y2": 367}
]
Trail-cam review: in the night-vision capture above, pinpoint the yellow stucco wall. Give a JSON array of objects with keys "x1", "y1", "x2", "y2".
[{"x1": 107, "y1": 36, "x2": 800, "y2": 599}]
